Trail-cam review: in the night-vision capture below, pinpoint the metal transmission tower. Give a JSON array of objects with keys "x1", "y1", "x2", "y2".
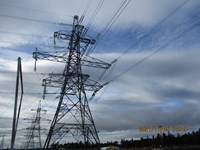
[
  {"x1": 0, "y1": 135, "x2": 5, "y2": 149},
  {"x1": 24, "y1": 100, "x2": 46, "y2": 149},
  {"x1": 33, "y1": 15, "x2": 111, "y2": 148}
]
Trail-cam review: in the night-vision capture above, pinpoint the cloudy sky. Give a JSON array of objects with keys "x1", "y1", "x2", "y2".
[{"x1": 0, "y1": 0, "x2": 200, "y2": 148}]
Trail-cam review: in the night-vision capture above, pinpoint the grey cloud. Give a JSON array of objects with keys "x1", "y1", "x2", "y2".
[
  {"x1": 92, "y1": 99, "x2": 200, "y2": 132},
  {"x1": 86, "y1": 49, "x2": 200, "y2": 138},
  {"x1": 1, "y1": 48, "x2": 200, "y2": 145}
]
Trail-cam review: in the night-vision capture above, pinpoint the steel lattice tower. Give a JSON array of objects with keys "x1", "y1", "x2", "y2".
[
  {"x1": 33, "y1": 15, "x2": 111, "y2": 148},
  {"x1": 0, "y1": 135, "x2": 5, "y2": 149},
  {"x1": 24, "y1": 100, "x2": 46, "y2": 149}
]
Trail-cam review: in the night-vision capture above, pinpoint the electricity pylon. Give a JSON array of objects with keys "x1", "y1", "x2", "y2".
[
  {"x1": 0, "y1": 135, "x2": 5, "y2": 149},
  {"x1": 33, "y1": 15, "x2": 111, "y2": 148},
  {"x1": 24, "y1": 100, "x2": 47, "y2": 149}
]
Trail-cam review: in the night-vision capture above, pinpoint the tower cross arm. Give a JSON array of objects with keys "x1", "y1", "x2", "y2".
[
  {"x1": 82, "y1": 55, "x2": 111, "y2": 69},
  {"x1": 54, "y1": 30, "x2": 96, "y2": 45},
  {"x1": 33, "y1": 49, "x2": 68, "y2": 63},
  {"x1": 33, "y1": 49, "x2": 111, "y2": 69}
]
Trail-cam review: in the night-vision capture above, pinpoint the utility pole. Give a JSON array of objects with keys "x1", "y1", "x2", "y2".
[
  {"x1": 33, "y1": 15, "x2": 111, "y2": 148},
  {"x1": 11, "y1": 57, "x2": 23, "y2": 150},
  {"x1": 24, "y1": 100, "x2": 47, "y2": 149}
]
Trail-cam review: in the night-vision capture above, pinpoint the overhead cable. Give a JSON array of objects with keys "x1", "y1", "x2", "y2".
[
  {"x1": 0, "y1": 14, "x2": 71, "y2": 26},
  {"x1": 107, "y1": 20, "x2": 200, "y2": 83}
]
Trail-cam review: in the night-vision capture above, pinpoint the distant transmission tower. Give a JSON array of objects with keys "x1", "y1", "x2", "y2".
[
  {"x1": 33, "y1": 15, "x2": 111, "y2": 148},
  {"x1": 24, "y1": 100, "x2": 46, "y2": 149},
  {"x1": 0, "y1": 135, "x2": 5, "y2": 149}
]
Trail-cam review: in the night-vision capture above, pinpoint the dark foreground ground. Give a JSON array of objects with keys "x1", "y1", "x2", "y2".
[
  {"x1": 118, "y1": 145, "x2": 200, "y2": 150},
  {"x1": 2, "y1": 147, "x2": 200, "y2": 150},
  {"x1": 7, "y1": 145, "x2": 200, "y2": 150}
]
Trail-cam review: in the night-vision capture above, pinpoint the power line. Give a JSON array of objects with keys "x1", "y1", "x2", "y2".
[
  {"x1": 85, "y1": 0, "x2": 131, "y2": 83},
  {"x1": 87, "y1": 0, "x2": 131, "y2": 55},
  {"x1": 0, "y1": 92, "x2": 59, "y2": 95},
  {"x1": 0, "y1": 47, "x2": 37, "y2": 54},
  {"x1": 0, "y1": 14, "x2": 71, "y2": 26},
  {"x1": 76, "y1": 0, "x2": 85, "y2": 16},
  {"x1": 95, "y1": 0, "x2": 190, "y2": 83},
  {"x1": 0, "y1": 41, "x2": 57, "y2": 49},
  {"x1": 82, "y1": 0, "x2": 105, "y2": 35},
  {"x1": 79, "y1": 0, "x2": 93, "y2": 23},
  {"x1": 116, "y1": 0, "x2": 191, "y2": 61},
  {"x1": 107, "y1": 19, "x2": 200, "y2": 84},
  {"x1": 0, "y1": 40, "x2": 17, "y2": 44},
  {"x1": 0, "y1": 2, "x2": 72, "y2": 18},
  {"x1": 0, "y1": 30, "x2": 50, "y2": 38}
]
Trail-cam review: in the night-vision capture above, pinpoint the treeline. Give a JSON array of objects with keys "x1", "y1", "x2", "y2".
[
  {"x1": 52, "y1": 129, "x2": 200, "y2": 149},
  {"x1": 52, "y1": 141, "x2": 98, "y2": 149},
  {"x1": 120, "y1": 129, "x2": 200, "y2": 148}
]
